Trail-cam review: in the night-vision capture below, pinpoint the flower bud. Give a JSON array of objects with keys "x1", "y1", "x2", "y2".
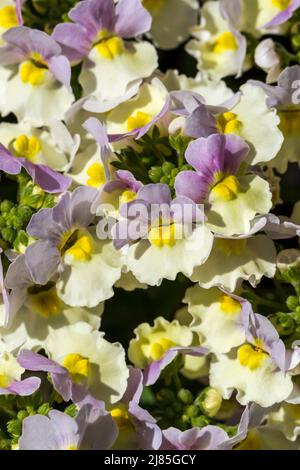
[
  {"x1": 196, "y1": 387, "x2": 222, "y2": 418},
  {"x1": 255, "y1": 39, "x2": 281, "y2": 83},
  {"x1": 287, "y1": 296, "x2": 300, "y2": 311}
]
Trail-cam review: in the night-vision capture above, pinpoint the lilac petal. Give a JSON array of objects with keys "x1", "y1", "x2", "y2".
[
  {"x1": 0, "y1": 144, "x2": 22, "y2": 174},
  {"x1": 104, "y1": 170, "x2": 143, "y2": 194},
  {"x1": 171, "y1": 196, "x2": 204, "y2": 224},
  {"x1": 69, "y1": 185, "x2": 98, "y2": 228},
  {"x1": 69, "y1": 0, "x2": 116, "y2": 41},
  {"x1": 220, "y1": 0, "x2": 241, "y2": 29},
  {"x1": 262, "y1": 0, "x2": 300, "y2": 28},
  {"x1": 121, "y1": 367, "x2": 144, "y2": 405},
  {"x1": 0, "y1": 44, "x2": 26, "y2": 65},
  {"x1": 52, "y1": 23, "x2": 91, "y2": 62},
  {"x1": 248, "y1": 79, "x2": 289, "y2": 108},
  {"x1": 51, "y1": 372, "x2": 74, "y2": 402},
  {"x1": 18, "y1": 350, "x2": 66, "y2": 374},
  {"x1": 21, "y1": 159, "x2": 71, "y2": 194},
  {"x1": 185, "y1": 104, "x2": 217, "y2": 138},
  {"x1": 27, "y1": 208, "x2": 62, "y2": 241},
  {"x1": 83, "y1": 81, "x2": 142, "y2": 113},
  {"x1": 264, "y1": 214, "x2": 300, "y2": 239},
  {"x1": 129, "y1": 402, "x2": 162, "y2": 450},
  {"x1": 15, "y1": 0, "x2": 24, "y2": 25},
  {"x1": 136, "y1": 183, "x2": 172, "y2": 206},
  {"x1": 144, "y1": 346, "x2": 208, "y2": 386},
  {"x1": 115, "y1": 0, "x2": 152, "y2": 38},
  {"x1": 185, "y1": 133, "x2": 249, "y2": 177},
  {"x1": 77, "y1": 405, "x2": 118, "y2": 450},
  {"x1": 3, "y1": 26, "x2": 61, "y2": 60},
  {"x1": 174, "y1": 171, "x2": 209, "y2": 204},
  {"x1": 48, "y1": 55, "x2": 71, "y2": 89},
  {"x1": 24, "y1": 241, "x2": 60, "y2": 285},
  {"x1": 1, "y1": 377, "x2": 41, "y2": 396},
  {"x1": 170, "y1": 90, "x2": 204, "y2": 116},
  {"x1": 83, "y1": 118, "x2": 112, "y2": 179},
  {"x1": 162, "y1": 425, "x2": 229, "y2": 450},
  {"x1": 111, "y1": 217, "x2": 149, "y2": 249}
]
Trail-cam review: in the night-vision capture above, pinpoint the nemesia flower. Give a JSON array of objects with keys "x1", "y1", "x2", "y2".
[
  {"x1": 0, "y1": 26, "x2": 74, "y2": 126},
  {"x1": 175, "y1": 133, "x2": 273, "y2": 236},
  {"x1": 24, "y1": 186, "x2": 123, "y2": 307},
  {"x1": 255, "y1": 38, "x2": 282, "y2": 83},
  {"x1": 19, "y1": 405, "x2": 118, "y2": 450},
  {"x1": 111, "y1": 183, "x2": 214, "y2": 285},
  {"x1": 161, "y1": 425, "x2": 230, "y2": 450},
  {"x1": 53, "y1": 0, "x2": 158, "y2": 102},
  {"x1": 210, "y1": 314, "x2": 294, "y2": 406},
  {"x1": 0, "y1": 0, "x2": 23, "y2": 46},
  {"x1": 186, "y1": 0, "x2": 247, "y2": 79},
  {"x1": 181, "y1": 83, "x2": 284, "y2": 165}
]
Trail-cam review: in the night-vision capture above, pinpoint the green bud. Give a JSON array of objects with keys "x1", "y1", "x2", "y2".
[
  {"x1": 12, "y1": 216, "x2": 24, "y2": 230},
  {"x1": 141, "y1": 156, "x2": 153, "y2": 167},
  {"x1": 287, "y1": 296, "x2": 300, "y2": 311},
  {"x1": 292, "y1": 34, "x2": 300, "y2": 51},
  {"x1": 296, "y1": 306, "x2": 300, "y2": 315},
  {"x1": 196, "y1": 387, "x2": 223, "y2": 418},
  {"x1": 191, "y1": 415, "x2": 210, "y2": 428},
  {"x1": 148, "y1": 166, "x2": 163, "y2": 183},
  {"x1": 17, "y1": 410, "x2": 29, "y2": 421},
  {"x1": 37, "y1": 403, "x2": 52, "y2": 416},
  {"x1": 0, "y1": 216, "x2": 6, "y2": 229},
  {"x1": 157, "y1": 389, "x2": 175, "y2": 404},
  {"x1": 0, "y1": 200, "x2": 14, "y2": 213},
  {"x1": 64, "y1": 404, "x2": 78, "y2": 418},
  {"x1": 171, "y1": 168, "x2": 179, "y2": 178},
  {"x1": 16, "y1": 205, "x2": 32, "y2": 224},
  {"x1": 177, "y1": 388, "x2": 194, "y2": 405},
  {"x1": 7, "y1": 419, "x2": 22, "y2": 438},
  {"x1": 13, "y1": 230, "x2": 29, "y2": 254},
  {"x1": 1, "y1": 227, "x2": 16, "y2": 244},
  {"x1": 277, "y1": 249, "x2": 300, "y2": 283},
  {"x1": 162, "y1": 162, "x2": 175, "y2": 175},
  {"x1": 160, "y1": 175, "x2": 170, "y2": 184},
  {"x1": 185, "y1": 404, "x2": 199, "y2": 418}
]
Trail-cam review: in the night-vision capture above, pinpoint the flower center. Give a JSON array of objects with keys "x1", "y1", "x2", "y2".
[
  {"x1": 13, "y1": 135, "x2": 42, "y2": 162},
  {"x1": 95, "y1": 35, "x2": 125, "y2": 60},
  {"x1": 127, "y1": 111, "x2": 151, "y2": 132},
  {"x1": 215, "y1": 238, "x2": 247, "y2": 256},
  {"x1": 120, "y1": 190, "x2": 137, "y2": 204},
  {"x1": 213, "y1": 31, "x2": 238, "y2": 54},
  {"x1": 63, "y1": 353, "x2": 90, "y2": 383},
  {"x1": 86, "y1": 162, "x2": 106, "y2": 188},
  {"x1": 0, "y1": 6, "x2": 18, "y2": 28},
  {"x1": 272, "y1": 0, "x2": 292, "y2": 10},
  {"x1": 219, "y1": 294, "x2": 242, "y2": 315},
  {"x1": 237, "y1": 340, "x2": 268, "y2": 371},
  {"x1": 0, "y1": 374, "x2": 11, "y2": 388},
  {"x1": 211, "y1": 175, "x2": 242, "y2": 201},
  {"x1": 27, "y1": 286, "x2": 63, "y2": 318},
  {"x1": 142, "y1": 0, "x2": 165, "y2": 12},
  {"x1": 111, "y1": 406, "x2": 130, "y2": 429},
  {"x1": 279, "y1": 110, "x2": 300, "y2": 135},
  {"x1": 150, "y1": 338, "x2": 176, "y2": 361},
  {"x1": 148, "y1": 223, "x2": 176, "y2": 248},
  {"x1": 19, "y1": 61, "x2": 47, "y2": 86},
  {"x1": 64, "y1": 234, "x2": 94, "y2": 263},
  {"x1": 216, "y1": 111, "x2": 242, "y2": 134}
]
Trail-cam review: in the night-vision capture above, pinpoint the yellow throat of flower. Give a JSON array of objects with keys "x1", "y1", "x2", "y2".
[
  {"x1": 272, "y1": 0, "x2": 292, "y2": 10},
  {"x1": 237, "y1": 340, "x2": 268, "y2": 371},
  {"x1": 96, "y1": 34, "x2": 124, "y2": 60},
  {"x1": 0, "y1": 374, "x2": 11, "y2": 388},
  {"x1": 127, "y1": 111, "x2": 151, "y2": 132},
  {"x1": 216, "y1": 112, "x2": 242, "y2": 135},
  {"x1": 28, "y1": 287, "x2": 63, "y2": 318},
  {"x1": 0, "y1": 6, "x2": 18, "y2": 28},
  {"x1": 148, "y1": 223, "x2": 176, "y2": 248},
  {"x1": 120, "y1": 190, "x2": 137, "y2": 204},
  {"x1": 19, "y1": 61, "x2": 47, "y2": 86},
  {"x1": 213, "y1": 31, "x2": 238, "y2": 54},
  {"x1": 86, "y1": 162, "x2": 106, "y2": 188},
  {"x1": 64, "y1": 233, "x2": 94, "y2": 263},
  {"x1": 215, "y1": 238, "x2": 247, "y2": 256},
  {"x1": 211, "y1": 174, "x2": 243, "y2": 201},
  {"x1": 111, "y1": 406, "x2": 130, "y2": 429},
  {"x1": 219, "y1": 294, "x2": 242, "y2": 315},
  {"x1": 150, "y1": 338, "x2": 176, "y2": 361},
  {"x1": 13, "y1": 135, "x2": 42, "y2": 162},
  {"x1": 63, "y1": 353, "x2": 90, "y2": 383},
  {"x1": 279, "y1": 109, "x2": 300, "y2": 135},
  {"x1": 142, "y1": 0, "x2": 165, "y2": 13}
]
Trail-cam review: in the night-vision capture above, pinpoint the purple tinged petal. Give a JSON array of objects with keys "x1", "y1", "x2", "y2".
[
  {"x1": 115, "y1": 0, "x2": 152, "y2": 38},
  {"x1": 48, "y1": 55, "x2": 71, "y2": 89},
  {"x1": 69, "y1": 185, "x2": 98, "y2": 228},
  {"x1": 136, "y1": 183, "x2": 172, "y2": 206},
  {"x1": 174, "y1": 171, "x2": 209, "y2": 204},
  {"x1": 185, "y1": 104, "x2": 217, "y2": 138},
  {"x1": 170, "y1": 90, "x2": 204, "y2": 116},
  {"x1": 162, "y1": 425, "x2": 229, "y2": 450},
  {"x1": 27, "y1": 208, "x2": 62, "y2": 241},
  {"x1": 69, "y1": 0, "x2": 116, "y2": 40},
  {"x1": 76, "y1": 405, "x2": 118, "y2": 450},
  {"x1": 18, "y1": 350, "x2": 66, "y2": 374},
  {"x1": 121, "y1": 367, "x2": 143, "y2": 405},
  {"x1": 129, "y1": 403, "x2": 162, "y2": 450},
  {"x1": 15, "y1": 0, "x2": 24, "y2": 25},
  {"x1": 2, "y1": 377, "x2": 41, "y2": 396},
  {"x1": 0, "y1": 249, "x2": 10, "y2": 327},
  {"x1": 83, "y1": 81, "x2": 142, "y2": 113},
  {"x1": 262, "y1": 0, "x2": 300, "y2": 28},
  {"x1": 144, "y1": 346, "x2": 208, "y2": 386},
  {"x1": 104, "y1": 170, "x2": 143, "y2": 194},
  {"x1": 52, "y1": 23, "x2": 91, "y2": 62},
  {"x1": 3, "y1": 26, "x2": 61, "y2": 60},
  {"x1": 24, "y1": 241, "x2": 60, "y2": 285},
  {"x1": 0, "y1": 44, "x2": 26, "y2": 65},
  {"x1": 20, "y1": 159, "x2": 71, "y2": 194},
  {"x1": 0, "y1": 144, "x2": 22, "y2": 174}
]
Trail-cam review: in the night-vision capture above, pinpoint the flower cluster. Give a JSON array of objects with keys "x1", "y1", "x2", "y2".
[{"x1": 0, "y1": 0, "x2": 300, "y2": 451}]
